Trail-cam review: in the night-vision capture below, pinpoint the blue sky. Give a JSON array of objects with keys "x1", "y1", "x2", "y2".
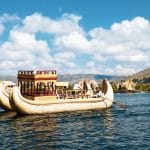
[
  {"x1": 0, "y1": 0, "x2": 150, "y2": 75},
  {"x1": 1, "y1": 0, "x2": 150, "y2": 29}
]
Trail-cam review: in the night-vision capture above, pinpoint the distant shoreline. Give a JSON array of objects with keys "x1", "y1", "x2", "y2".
[{"x1": 114, "y1": 90, "x2": 150, "y2": 93}]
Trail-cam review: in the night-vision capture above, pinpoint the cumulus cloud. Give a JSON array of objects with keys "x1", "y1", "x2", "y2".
[
  {"x1": 20, "y1": 13, "x2": 83, "y2": 35},
  {"x1": 105, "y1": 65, "x2": 137, "y2": 76},
  {"x1": 0, "y1": 29, "x2": 52, "y2": 74},
  {"x1": 0, "y1": 13, "x2": 20, "y2": 35},
  {"x1": 89, "y1": 17, "x2": 150, "y2": 53},
  {"x1": 0, "y1": 23, "x2": 4, "y2": 35},
  {"x1": 54, "y1": 52, "x2": 75, "y2": 63},
  {"x1": 88, "y1": 17, "x2": 150, "y2": 69},
  {"x1": 53, "y1": 52, "x2": 76, "y2": 73},
  {"x1": 0, "y1": 13, "x2": 150, "y2": 76},
  {"x1": 54, "y1": 16, "x2": 150, "y2": 68},
  {"x1": 0, "y1": 13, "x2": 20, "y2": 22},
  {"x1": 114, "y1": 52, "x2": 149, "y2": 62},
  {"x1": 55, "y1": 32, "x2": 91, "y2": 52}
]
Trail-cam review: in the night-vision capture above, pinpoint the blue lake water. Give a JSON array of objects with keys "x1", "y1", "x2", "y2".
[{"x1": 0, "y1": 93, "x2": 149, "y2": 149}]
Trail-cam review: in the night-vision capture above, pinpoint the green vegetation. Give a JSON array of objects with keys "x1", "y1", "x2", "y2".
[
  {"x1": 118, "y1": 86, "x2": 127, "y2": 91},
  {"x1": 135, "y1": 83, "x2": 150, "y2": 92},
  {"x1": 133, "y1": 77, "x2": 150, "y2": 83},
  {"x1": 132, "y1": 76, "x2": 150, "y2": 92},
  {"x1": 111, "y1": 83, "x2": 118, "y2": 92}
]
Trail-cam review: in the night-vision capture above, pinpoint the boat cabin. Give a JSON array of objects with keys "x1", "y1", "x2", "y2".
[{"x1": 18, "y1": 70, "x2": 57, "y2": 100}]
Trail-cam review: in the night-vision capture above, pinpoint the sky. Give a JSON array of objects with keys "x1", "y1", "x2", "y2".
[{"x1": 0, "y1": 0, "x2": 150, "y2": 76}]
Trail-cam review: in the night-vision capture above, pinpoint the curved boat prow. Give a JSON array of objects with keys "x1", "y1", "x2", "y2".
[
  {"x1": 102, "y1": 79, "x2": 114, "y2": 101},
  {"x1": 0, "y1": 81, "x2": 16, "y2": 111}
]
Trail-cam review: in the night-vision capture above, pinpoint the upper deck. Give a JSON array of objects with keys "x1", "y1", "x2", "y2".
[
  {"x1": 18, "y1": 70, "x2": 57, "y2": 80},
  {"x1": 17, "y1": 70, "x2": 57, "y2": 100}
]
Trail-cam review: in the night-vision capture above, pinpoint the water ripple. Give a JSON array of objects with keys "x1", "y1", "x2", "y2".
[{"x1": 0, "y1": 93, "x2": 150, "y2": 149}]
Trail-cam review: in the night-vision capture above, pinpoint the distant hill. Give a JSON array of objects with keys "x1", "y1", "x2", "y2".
[
  {"x1": 58, "y1": 74, "x2": 124, "y2": 83},
  {"x1": 0, "y1": 74, "x2": 123, "y2": 83},
  {"x1": 129, "y1": 68, "x2": 150, "y2": 79},
  {"x1": 0, "y1": 75, "x2": 17, "y2": 83}
]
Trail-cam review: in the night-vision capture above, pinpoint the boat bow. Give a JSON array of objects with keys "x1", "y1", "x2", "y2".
[{"x1": 0, "y1": 81, "x2": 15, "y2": 111}]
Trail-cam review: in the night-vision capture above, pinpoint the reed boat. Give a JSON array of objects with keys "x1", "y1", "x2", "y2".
[
  {"x1": 0, "y1": 81, "x2": 15, "y2": 111},
  {"x1": 11, "y1": 78, "x2": 114, "y2": 115},
  {"x1": 0, "y1": 70, "x2": 114, "y2": 114}
]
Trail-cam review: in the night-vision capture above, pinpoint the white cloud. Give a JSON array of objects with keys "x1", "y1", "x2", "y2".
[
  {"x1": 54, "y1": 16, "x2": 150, "y2": 66},
  {"x1": 0, "y1": 13, "x2": 20, "y2": 35},
  {"x1": 105, "y1": 65, "x2": 137, "y2": 76},
  {"x1": 115, "y1": 52, "x2": 149, "y2": 62},
  {"x1": 86, "y1": 61, "x2": 95, "y2": 67},
  {"x1": 0, "y1": 13, "x2": 150, "y2": 76},
  {"x1": 0, "y1": 29, "x2": 53, "y2": 74},
  {"x1": 111, "y1": 17, "x2": 150, "y2": 37},
  {"x1": 21, "y1": 13, "x2": 83, "y2": 35},
  {"x1": 0, "y1": 23, "x2": 4, "y2": 35},
  {"x1": 88, "y1": 17, "x2": 150, "y2": 67},
  {"x1": 54, "y1": 52, "x2": 76, "y2": 69},
  {"x1": 54, "y1": 52, "x2": 75, "y2": 62},
  {"x1": 93, "y1": 54, "x2": 107, "y2": 62},
  {"x1": 55, "y1": 32, "x2": 91, "y2": 52},
  {"x1": 0, "y1": 13, "x2": 20, "y2": 23}
]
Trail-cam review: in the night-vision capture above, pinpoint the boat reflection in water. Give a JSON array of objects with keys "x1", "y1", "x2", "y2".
[
  {"x1": 12, "y1": 114, "x2": 58, "y2": 132},
  {"x1": 0, "y1": 109, "x2": 116, "y2": 149},
  {"x1": 9, "y1": 113, "x2": 59, "y2": 149},
  {"x1": 0, "y1": 110, "x2": 17, "y2": 120},
  {"x1": 101, "y1": 109, "x2": 116, "y2": 141}
]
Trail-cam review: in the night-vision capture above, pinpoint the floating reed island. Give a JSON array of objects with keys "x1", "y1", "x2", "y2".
[{"x1": 0, "y1": 70, "x2": 114, "y2": 115}]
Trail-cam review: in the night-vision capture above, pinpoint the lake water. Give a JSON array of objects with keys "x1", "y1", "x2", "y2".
[{"x1": 0, "y1": 93, "x2": 149, "y2": 149}]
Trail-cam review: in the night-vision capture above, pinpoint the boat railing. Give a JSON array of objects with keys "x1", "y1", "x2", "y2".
[
  {"x1": 18, "y1": 70, "x2": 56, "y2": 75},
  {"x1": 21, "y1": 89, "x2": 56, "y2": 97},
  {"x1": 56, "y1": 89, "x2": 92, "y2": 99}
]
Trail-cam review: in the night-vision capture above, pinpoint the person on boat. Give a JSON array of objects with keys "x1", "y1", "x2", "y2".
[
  {"x1": 56, "y1": 92, "x2": 60, "y2": 99},
  {"x1": 73, "y1": 83, "x2": 80, "y2": 90},
  {"x1": 97, "y1": 90, "x2": 103, "y2": 97}
]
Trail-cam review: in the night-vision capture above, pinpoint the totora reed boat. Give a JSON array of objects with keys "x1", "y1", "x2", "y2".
[{"x1": 0, "y1": 70, "x2": 114, "y2": 115}]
